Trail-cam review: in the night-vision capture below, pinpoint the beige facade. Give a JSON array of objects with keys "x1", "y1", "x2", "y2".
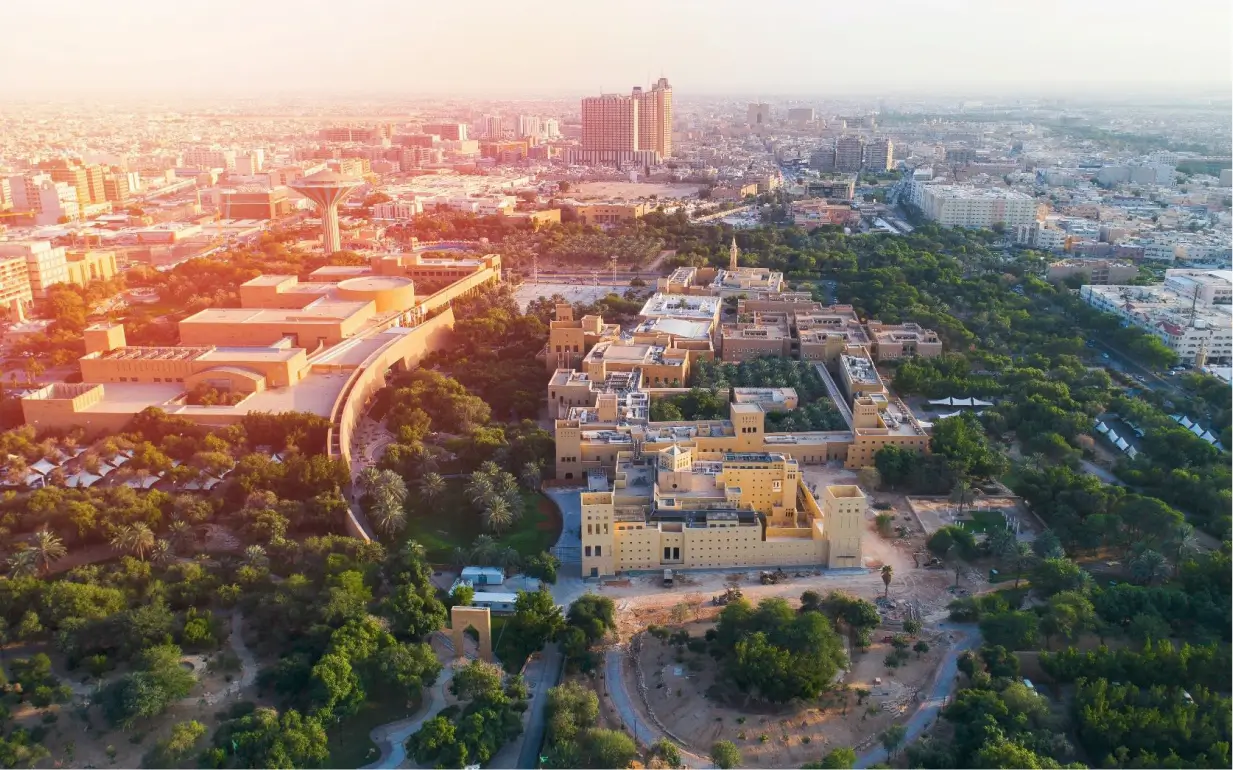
[
  {"x1": 0, "y1": 255, "x2": 33, "y2": 316},
  {"x1": 576, "y1": 203, "x2": 650, "y2": 226},
  {"x1": 719, "y1": 312, "x2": 792, "y2": 362},
  {"x1": 65, "y1": 250, "x2": 118, "y2": 288},
  {"x1": 546, "y1": 304, "x2": 621, "y2": 372},
  {"x1": 579, "y1": 446, "x2": 867, "y2": 578},
  {"x1": 865, "y1": 321, "x2": 943, "y2": 361},
  {"x1": 1046, "y1": 260, "x2": 1139, "y2": 285}
]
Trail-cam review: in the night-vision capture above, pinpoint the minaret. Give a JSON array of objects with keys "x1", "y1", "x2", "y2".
[{"x1": 729, "y1": 236, "x2": 739, "y2": 271}]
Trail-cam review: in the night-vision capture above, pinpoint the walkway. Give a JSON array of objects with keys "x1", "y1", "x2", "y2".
[
  {"x1": 509, "y1": 643, "x2": 564, "y2": 769},
  {"x1": 855, "y1": 623, "x2": 979, "y2": 768},
  {"x1": 603, "y1": 648, "x2": 711, "y2": 769},
  {"x1": 362, "y1": 660, "x2": 458, "y2": 770}
]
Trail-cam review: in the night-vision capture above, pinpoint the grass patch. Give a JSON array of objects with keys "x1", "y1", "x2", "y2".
[
  {"x1": 958, "y1": 508, "x2": 1008, "y2": 534},
  {"x1": 326, "y1": 691, "x2": 423, "y2": 768},
  {"x1": 402, "y1": 480, "x2": 561, "y2": 563}
]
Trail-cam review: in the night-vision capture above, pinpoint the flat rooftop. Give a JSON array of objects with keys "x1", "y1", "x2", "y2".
[
  {"x1": 182, "y1": 299, "x2": 371, "y2": 324},
  {"x1": 639, "y1": 293, "x2": 721, "y2": 320},
  {"x1": 633, "y1": 317, "x2": 712, "y2": 340},
  {"x1": 841, "y1": 353, "x2": 881, "y2": 385}
]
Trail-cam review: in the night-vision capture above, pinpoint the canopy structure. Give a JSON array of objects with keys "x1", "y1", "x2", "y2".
[{"x1": 927, "y1": 396, "x2": 995, "y2": 407}]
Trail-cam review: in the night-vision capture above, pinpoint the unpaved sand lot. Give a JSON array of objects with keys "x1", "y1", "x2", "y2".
[{"x1": 627, "y1": 619, "x2": 952, "y2": 765}]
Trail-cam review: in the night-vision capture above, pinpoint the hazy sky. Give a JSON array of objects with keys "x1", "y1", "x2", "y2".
[{"x1": 3, "y1": 0, "x2": 1229, "y2": 98}]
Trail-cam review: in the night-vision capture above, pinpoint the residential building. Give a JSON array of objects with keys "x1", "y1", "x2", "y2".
[
  {"x1": 918, "y1": 186, "x2": 1040, "y2": 230},
  {"x1": 39, "y1": 159, "x2": 107, "y2": 206},
  {"x1": 865, "y1": 138, "x2": 893, "y2": 171},
  {"x1": 517, "y1": 115, "x2": 542, "y2": 138},
  {"x1": 0, "y1": 240, "x2": 69, "y2": 298},
  {"x1": 580, "y1": 78, "x2": 672, "y2": 163},
  {"x1": 8, "y1": 174, "x2": 79, "y2": 225},
  {"x1": 803, "y1": 176, "x2": 856, "y2": 200},
  {"x1": 219, "y1": 188, "x2": 294, "y2": 219},
  {"x1": 0, "y1": 255, "x2": 33, "y2": 318},
  {"x1": 65, "y1": 250, "x2": 118, "y2": 288},
  {"x1": 102, "y1": 173, "x2": 131, "y2": 204},
  {"x1": 792, "y1": 200, "x2": 859, "y2": 228},
  {"x1": 1046, "y1": 260, "x2": 1139, "y2": 285},
  {"x1": 787, "y1": 107, "x2": 815, "y2": 124},
  {"x1": 183, "y1": 147, "x2": 236, "y2": 171},
  {"x1": 835, "y1": 136, "x2": 866, "y2": 173},
  {"x1": 483, "y1": 115, "x2": 504, "y2": 139},
  {"x1": 1080, "y1": 272, "x2": 1233, "y2": 364},
  {"x1": 748, "y1": 103, "x2": 772, "y2": 129}
]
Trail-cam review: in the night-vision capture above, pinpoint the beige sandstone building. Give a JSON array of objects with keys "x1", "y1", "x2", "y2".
[{"x1": 579, "y1": 447, "x2": 866, "y2": 577}]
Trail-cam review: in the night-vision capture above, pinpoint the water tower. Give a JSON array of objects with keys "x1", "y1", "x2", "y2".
[{"x1": 289, "y1": 169, "x2": 362, "y2": 254}]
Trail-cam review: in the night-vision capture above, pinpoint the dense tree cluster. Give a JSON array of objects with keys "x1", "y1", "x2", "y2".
[
  {"x1": 708, "y1": 595, "x2": 847, "y2": 703},
  {"x1": 406, "y1": 659, "x2": 527, "y2": 767}
]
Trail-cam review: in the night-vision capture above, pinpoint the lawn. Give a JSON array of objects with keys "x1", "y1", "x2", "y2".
[
  {"x1": 402, "y1": 479, "x2": 561, "y2": 564},
  {"x1": 959, "y1": 508, "x2": 1008, "y2": 534},
  {"x1": 326, "y1": 692, "x2": 423, "y2": 768}
]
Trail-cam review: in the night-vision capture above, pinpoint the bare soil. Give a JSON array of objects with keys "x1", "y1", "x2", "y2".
[{"x1": 629, "y1": 620, "x2": 950, "y2": 766}]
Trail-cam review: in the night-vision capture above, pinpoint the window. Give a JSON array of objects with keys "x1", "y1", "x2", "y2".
[
  {"x1": 585, "y1": 546, "x2": 592, "y2": 557},
  {"x1": 595, "y1": 545, "x2": 602, "y2": 556}
]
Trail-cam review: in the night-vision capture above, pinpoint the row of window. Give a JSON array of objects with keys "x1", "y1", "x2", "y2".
[{"x1": 116, "y1": 376, "x2": 184, "y2": 383}]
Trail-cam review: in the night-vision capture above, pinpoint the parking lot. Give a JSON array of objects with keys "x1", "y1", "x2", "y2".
[{"x1": 512, "y1": 282, "x2": 626, "y2": 311}]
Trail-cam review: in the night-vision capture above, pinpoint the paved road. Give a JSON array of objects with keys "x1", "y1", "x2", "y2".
[
  {"x1": 603, "y1": 648, "x2": 710, "y2": 769},
  {"x1": 855, "y1": 623, "x2": 979, "y2": 768},
  {"x1": 363, "y1": 663, "x2": 457, "y2": 770},
  {"x1": 515, "y1": 643, "x2": 564, "y2": 770}
]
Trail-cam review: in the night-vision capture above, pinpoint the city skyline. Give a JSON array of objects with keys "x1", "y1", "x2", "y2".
[{"x1": 2, "y1": 0, "x2": 1229, "y2": 98}]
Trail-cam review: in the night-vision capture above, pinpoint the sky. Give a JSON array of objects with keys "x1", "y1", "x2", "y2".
[{"x1": 2, "y1": 0, "x2": 1230, "y2": 98}]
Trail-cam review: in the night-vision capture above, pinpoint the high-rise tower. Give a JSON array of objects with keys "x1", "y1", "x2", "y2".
[{"x1": 289, "y1": 169, "x2": 362, "y2": 254}]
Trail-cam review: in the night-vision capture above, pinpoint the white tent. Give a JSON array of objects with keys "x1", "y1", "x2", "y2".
[
  {"x1": 952, "y1": 397, "x2": 974, "y2": 407},
  {"x1": 971, "y1": 398, "x2": 994, "y2": 406},
  {"x1": 1200, "y1": 430, "x2": 1218, "y2": 444},
  {"x1": 928, "y1": 397, "x2": 954, "y2": 406},
  {"x1": 1180, "y1": 416, "x2": 1194, "y2": 429},
  {"x1": 67, "y1": 472, "x2": 104, "y2": 488},
  {"x1": 1171, "y1": 414, "x2": 1184, "y2": 424},
  {"x1": 1115, "y1": 437, "x2": 1130, "y2": 451},
  {"x1": 936, "y1": 410, "x2": 964, "y2": 419},
  {"x1": 1126, "y1": 446, "x2": 1139, "y2": 459},
  {"x1": 1106, "y1": 430, "x2": 1121, "y2": 444},
  {"x1": 1095, "y1": 422, "x2": 1109, "y2": 434},
  {"x1": 123, "y1": 475, "x2": 161, "y2": 490},
  {"x1": 1190, "y1": 423, "x2": 1205, "y2": 437},
  {"x1": 30, "y1": 458, "x2": 59, "y2": 475}
]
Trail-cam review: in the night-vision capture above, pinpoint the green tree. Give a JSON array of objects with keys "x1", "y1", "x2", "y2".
[
  {"x1": 28, "y1": 528, "x2": 67, "y2": 575},
  {"x1": 711, "y1": 740, "x2": 743, "y2": 769},
  {"x1": 880, "y1": 723, "x2": 907, "y2": 758},
  {"x1": 881, "y1": 564, "x2": 893, "y2": 597},
  {"x1": 142, "y1": 720, "x2": 206, "y2": 768},
  {"x1": 99, "y1": 644, "x2": 197, "y2": 727}
]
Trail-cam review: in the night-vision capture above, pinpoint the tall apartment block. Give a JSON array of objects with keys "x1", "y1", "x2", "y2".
[
  {"x1": 748, "y1": 103, "x2": 772, "y2": 129},
  {"x1": 834, "y1": 136, "x2": 865, "y2": 173},
  {"x1": 580, "y1": 78, "x2": 672, "y2": 163},
  {"x1": 865, "y1": 138, "x2": 893, "y2": 171},
  {"x1": 422, "y1": 123, "x2": 468, "y2": 141}
]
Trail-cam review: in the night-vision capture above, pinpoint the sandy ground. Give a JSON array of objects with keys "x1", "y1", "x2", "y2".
[
  {"x1": 513, "y1": 283, "x2": 628, "y2": 311},
  {"x1": 626, "y1": 616, "x2": 951, "y2": 766}
]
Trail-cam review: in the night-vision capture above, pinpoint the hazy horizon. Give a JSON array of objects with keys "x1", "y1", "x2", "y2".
[{"x1": 2, "y1": 0, "x2": 1229, "y2": 98}]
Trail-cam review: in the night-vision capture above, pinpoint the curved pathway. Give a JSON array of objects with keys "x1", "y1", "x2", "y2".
[
  {"x1": 362, "y1": 663, "x2": 457, "y2": 770},
  {"x1": 855, "y1": 622, "x2": 979, "y2": 768},
  {"x1": 603, "y1": 647, "x2": 711, "y2": 769}
]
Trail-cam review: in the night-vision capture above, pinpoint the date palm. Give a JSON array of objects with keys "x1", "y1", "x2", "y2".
[
  {"x1": 149, "y1": 539, "x2": 173, "y2": 566},
  {"x1": 369, "y1": 499, "x2": 407, "y2": 537},
  {"x1": 167, "y1": 520, "x2": 195, "y2": 554},
  {"x1": 29, "y1": 528, "x2": 67, "y2": 575},
  {"x1": 881, "y1": 564, "x2": 893, "y2": 597},
  {"x1": 519, "y1": 461, "x2": 542, "y2": 491},
  {"x1": 465, "y1": 473, "x2": 495, "y2": 508},
  {"x1": 419, "y1": 472, "x2": 446, "y2": 503},
  {"x1": 1167, "y1": 523, "x2": 1198, "y2": 578},
  {"x1": 110, "y1": 522, "x2": 156, "y2": 561},
  {"x1": 469, "y1": 534, "x2": 500, "y2": 565},
  {"x1": 6, "y1": 548, "x2": 38, "y2": 579},
  {"x1": 949, "y1": 479, "x2": 975, "y2": 516},
  {"x1": 482, "y1": 497, "x2": 514, "y2": 536}
]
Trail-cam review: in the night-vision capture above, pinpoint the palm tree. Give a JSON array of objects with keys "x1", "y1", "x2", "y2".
[
  {"x1": 1167, "y1": 523, "x2": 1198, "y2": 578},
  {"x1": 242, "y1": 544, "x2": 268, "y2": 569},
  {"x1": 167, "y1": 520, "x2": 195, "y2": 554},
  {"x1": 357, "y1": 466, "x2": 381, "y2": 493},
  {"x1": 110, "y1": 522, "x2": 156, "y2": 561},
  {"x1": 880, "y1": 565, "x2": 893, "y2": 597},
  {"x1": 493, "y1": 547, "x2": 521, "y2": 575},
  {"x1": 450, "y1": 546, "x2": 471, "y2": 570},
  {"x1": 949, "y1": 479, "x2": 975, "y2": 516},
  {"x1": 29, "y1": 528, "x2": 67, "y2": 575},
  {"x1": 483, "y1": 497, "x2": 514, "y2": 536},
  {"x1": 519, "y1": 461, "x2": 542, "y2": 491},
  {"x1": 419, "y1": 472, "x2": 446, "y2": 503},
  {"x1": 370, "y1": 499, "x2": 407, "y2": 537},
  {"x1": 466, "y1": 473, "x2": 495, "y2": 508},
  {"x1": 149, "y1": 539, "x2": 173, "y2": 566},
  {"x1": 469, "y1": 534, "x2": 500, "y2": 565},
  {"x1": 1010, "y1": 542, "x2": 1035, "y2": 589},
  {"x1": 1130, "y1": 548, "x2": 1168, "y2": 585},
  {"x1": 6, "y1": 548, "x2": 38, "y2": 579}
]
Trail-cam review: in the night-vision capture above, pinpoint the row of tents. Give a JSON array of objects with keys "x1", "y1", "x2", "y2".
[
  {"x1": 1170, "y1": 414, "x2": 1224, "y2": 449},
  {"x1": 1094, "y1": 422, "x2": 1140, "y2": 459},
  {"x1": 927, "y1": 396, "x2": 995, "y2": 407}
]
